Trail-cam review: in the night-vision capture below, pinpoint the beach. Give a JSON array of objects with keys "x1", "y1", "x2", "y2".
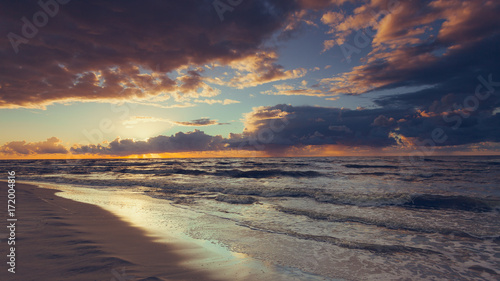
[{"x1": 0, "y1": 182, "x2": 222, "y2": 281}]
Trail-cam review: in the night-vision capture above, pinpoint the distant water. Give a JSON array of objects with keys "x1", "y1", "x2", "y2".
[{"x1": 3, "y1": 156, "x2": 500, "y2": 280}]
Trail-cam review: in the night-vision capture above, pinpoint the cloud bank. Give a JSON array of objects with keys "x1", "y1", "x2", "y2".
[
  {"x1": 65, "y1": 100, "x2": 500, "y2": 156},
  {"x1": 71, "y1": 130, "x2": 225, "y2": 156},
  {"x1": 0, "y1": 0, "x2": 311, "y2": 108},
  {"x1": 0, "y1": 137, "x2": 68, "y2": 155}
]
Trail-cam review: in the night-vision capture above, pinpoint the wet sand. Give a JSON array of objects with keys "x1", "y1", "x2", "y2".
[{"x1": 0, "y1": 181, "x2": 223, "y2": 281}]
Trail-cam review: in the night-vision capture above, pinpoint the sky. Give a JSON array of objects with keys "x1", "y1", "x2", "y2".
[{"x1": 0, "y1": 0, "x2": 499, "y2": 159}]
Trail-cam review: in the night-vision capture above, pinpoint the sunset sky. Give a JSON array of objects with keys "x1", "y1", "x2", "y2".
[{"x1": 1, "y1": 0, "x2": 499, "y2": 158}]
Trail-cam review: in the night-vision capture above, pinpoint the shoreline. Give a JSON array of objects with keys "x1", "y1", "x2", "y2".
[{"x1": 0, "y1": 181, "x2": 224, "y2": 281}]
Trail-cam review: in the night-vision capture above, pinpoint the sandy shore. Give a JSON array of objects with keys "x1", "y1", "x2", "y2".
[{"x1": 0, "y1": 182, "x2": 223, "y2": 281}]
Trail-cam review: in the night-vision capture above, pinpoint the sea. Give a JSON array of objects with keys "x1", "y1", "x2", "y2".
[{"x1": 3, "y1": 156, "x2": 500, "y2": 280}]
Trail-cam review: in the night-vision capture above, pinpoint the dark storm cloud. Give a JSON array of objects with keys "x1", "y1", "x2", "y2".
[
  {"x1": 226, "y1": 104, "x2": 409, "y2": 149},
  {"x1": 372, "y1": 34, "x2": 500, "y2": 104},
  {"x1": 331, "y1": 0, "x2": 500, "y2": 97},
  {"x1": 314, "y1": 0, "x2": 500, "y2": 151},
  {"x1": 374, "y1": 34, "x2": 500, "y2": 111},
  {"x1": 0, "y1": 0, "x2": 304, "y2": 108},
  {"x1": 397, "y1": 113, "x2": 500, "y2": 147},
  {"x1": 228, "y1": 102, "x2": 500, "y2": 152},
  {"x1": 71, "y1": 130, "x2": 225, "y2": 155},
  {"x1": 369, "y1": 34, "x2": 500, "y2": 147}
]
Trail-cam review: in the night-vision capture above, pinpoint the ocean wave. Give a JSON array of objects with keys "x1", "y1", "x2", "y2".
[
  {"x1": 344, "y1": 164, "x2": 399, "y2": 169},
  {"x1": 404, "y1": 194, "x2": 495, "y2": 212},
  {"x1": 315, "y1": 192, "x2": 498, "y2": 212},
  {"x1": 15, "y1": 163, "x2": 325, "y2": 178},
  {"x1": 286, "y1": 231, "x2": 442, "y2": 255},
  {"x1": 239, "y1": 222, "x2": 442, "y2": 255},
  {"x1": 23, "y1": 175, "x2": 499, "y2": 213},
  {"x1": 313, "y1": 192, "x2": 412, "y2": 206},
  {"x1": 476, "y1": 161, "x2": 500, "y2": 166},
  {"x1": 423, "y1": 158, "x2": 447, "y2": 163},
  {"x1": 345, "y1": 172, "x2": 400, "y2": 176},
  {"x1": 148, "y1": 168, "x2": 324, "y2": 178},
  {"x1": 167, "y1": 184, "x2": 500, "y2": 214},
  {"x1": 275, "y1": 206, "x2": 498, "y2": 239},
  {"x1": 213, "y1": 169, "x2": 323, "y2": 178},
  {"x1": 215, "y1": 194, "x2": 258, "y2": 204}
]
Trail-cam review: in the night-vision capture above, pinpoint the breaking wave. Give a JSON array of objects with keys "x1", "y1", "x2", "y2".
[
  {"x1": 344, "y1": 164, "x2": 399, "y2": 169},
  {"x1": 275, "y1": 207, "x2": 499, "y2": 239}
]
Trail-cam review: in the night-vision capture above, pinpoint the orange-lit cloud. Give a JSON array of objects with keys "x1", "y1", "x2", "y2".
[
  {"x1": 71, "y1": 130, "x2": 226, "y2": 156},
  {"x1": 208, "y1": 52, "x2": 307, "y2": 89},
  {"x1": 320, "y1": 0, "x2": 500, "y2": 94},
  {"x1": 0, "y1": 137, "x2": 68, "y2": 155}
]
